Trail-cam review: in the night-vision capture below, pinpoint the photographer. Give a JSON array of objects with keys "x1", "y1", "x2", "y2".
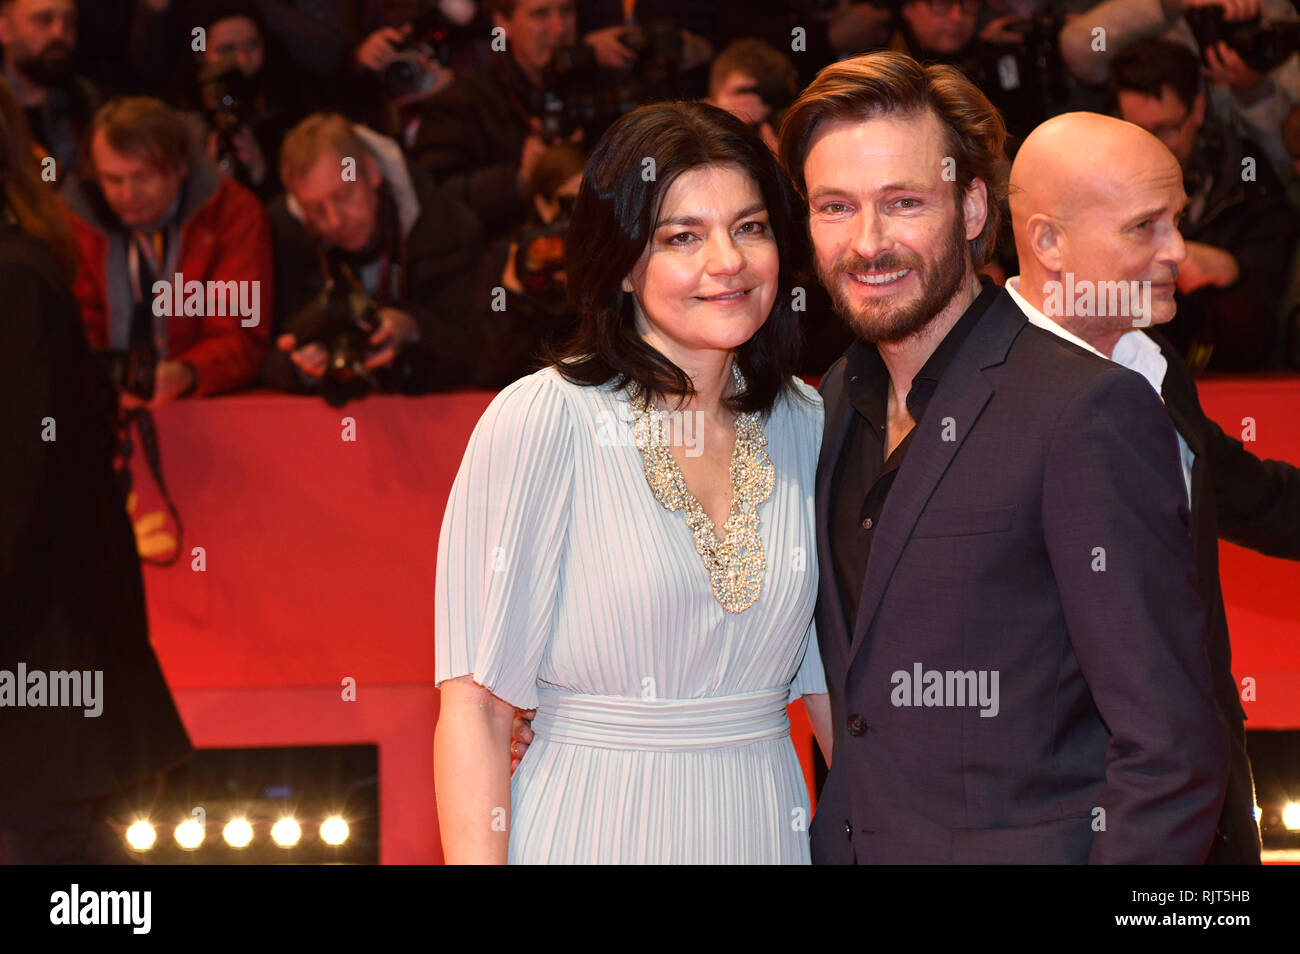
[
  {"x1": 876, "y1": 0, "x2": 1081, "y2": 140},
  {"x1": 0, "y1": 0, "x2": 100, "y2": 176},
  {"x1": 184, "y1": 2, "x2": 302, "y2": 200},
  {"x1": 703, "y1": 38, "x2": 799, "y2": 155},
  {"x1": 1112, "y1": 38, "x2": 1298, "y2": 371},
  {"x1": 1061, "y1": 0, "x2": 1300, "y2": 182},
  {"x1": 577, "y1": 0, "x2": 713, "y2": 84},
  {"x1": 412, "y1": 0, "x2": 577, "y2": 240},
  {"x1": 134, "y1": 0, "x2": 350, "y2": 110},
  {"x1": 346, "y1": 1, "x2": 486, "y2": 143},
  {"x1": 264, "y1": 113, "x2": 487, "y2": 399},
  {"x1": 62, "y1": 96, "x2": 272, "y2": 406},
  {"x1": 413, "y1": 0, "x2": 667, "y2": 242},
  {"x1": 470, "y1": 139, "x2": 581, "y2": 387}
]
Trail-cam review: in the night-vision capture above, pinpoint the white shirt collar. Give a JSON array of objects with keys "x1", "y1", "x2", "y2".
[{"x1": 1005, "y1": 275, "x2": 1169, "y2": 397}]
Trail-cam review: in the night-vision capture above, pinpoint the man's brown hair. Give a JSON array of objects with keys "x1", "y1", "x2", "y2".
[
  {"x1": 709, "y1": 38, "x2": 797, "y2": 102},
  {"x1": 279, "y1": 113, "x2": 373, "y2": 190},
  {"x1": 778, "y1": 51, "x2": 1007, "y2": 266},
  {"x1": 84, "y1": 96, "x2": 197, "y2": 177}
]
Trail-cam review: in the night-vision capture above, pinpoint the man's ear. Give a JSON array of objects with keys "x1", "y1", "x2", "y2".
[
  {"x1": 1192, "y1": 92, "x2": 1207, "y2": 129},
  {"x1": 962, "y1": 177, "x2": 989, "y2": 243},
  {"x1": 1025, "y1": 213, "x2": 1063, "y2": 273}
]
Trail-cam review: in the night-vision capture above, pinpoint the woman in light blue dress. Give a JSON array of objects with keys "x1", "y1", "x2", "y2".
[{"x1": 434, "y1": 101, "x2": 832, "y2": 864}]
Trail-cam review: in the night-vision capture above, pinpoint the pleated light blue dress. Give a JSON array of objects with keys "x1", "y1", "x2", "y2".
[{"x1": 435, "y1": 363, "x2": 827, "y2": 864}]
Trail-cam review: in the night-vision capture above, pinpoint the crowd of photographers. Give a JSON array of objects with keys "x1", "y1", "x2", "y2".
[{"x1": 5, "y1": 0, "x2": 1300, "y2": 416}]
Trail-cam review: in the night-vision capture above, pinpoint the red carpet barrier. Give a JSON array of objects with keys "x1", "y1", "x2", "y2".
[{"x1": 131, "y1": 375, "x2": 1300, "y2": 864}]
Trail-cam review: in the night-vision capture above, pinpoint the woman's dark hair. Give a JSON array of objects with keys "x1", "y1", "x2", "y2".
[
  {"x1": 0, "y1": 78, "x2": 77, "y2": 275},
  {"x1": 545, "y1": 100, "x2": 808, "y2": 418}
]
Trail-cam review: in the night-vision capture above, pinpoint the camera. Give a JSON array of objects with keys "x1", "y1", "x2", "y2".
[
  {"x1": 535, "y1": 17, "x2": 685, "y2": 141},
  {"x1": 617, "y1": 17, "x2": 684, "y2": 91},
  {"x1": 514, "y1": 222, "x2": 568, "y2": 298},
  {"x1": 200, "y1": 61, "x2": 257, "y2": 134},
  {"x1": 1185, "y1": 8, "x2": 1300, "y2": 75},
  {"x1": 97, "y1": 345, "x2": 158, "y2": 402},
  {"x1": 285, "y1": 286, "x2": 381, "y2": 407},
  {"x1": 199, "y1": 59, "x2": 260, "y2": 178},
  {"x1": 534, "y1": 43, "x2": 641, "y2": 140},
  {"x1": 381, "y1": 12, "x2": 454, "y2": 100}
]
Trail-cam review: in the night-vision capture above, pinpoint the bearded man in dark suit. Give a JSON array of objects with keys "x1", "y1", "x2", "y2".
[{"x1": 779, "y1": 53, "x2": 1228, "y2": 864}]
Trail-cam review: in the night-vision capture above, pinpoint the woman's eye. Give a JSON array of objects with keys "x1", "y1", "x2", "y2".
[
  {"x1": 823, "y1": 202, "x2": 846, "y2": 214},
  {"x1": 667, "y1": 232, "x2": 694, "y2": 245},
  {"x1": 738, "y1": 221, "x2": 767, "y2": 235}
]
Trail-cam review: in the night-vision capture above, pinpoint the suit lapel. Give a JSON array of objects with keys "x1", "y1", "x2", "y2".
[
  {"x1": 837, "y1": 291, "x2": 1025, "y2": 670},
  {"x1": 816, "y1": 361, "x2": 856, "y2": 673},
  {"x1": 845, "y1": 352, "x2": 995, "y2": 665}
]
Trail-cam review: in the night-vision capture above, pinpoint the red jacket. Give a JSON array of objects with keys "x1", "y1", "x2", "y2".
[{"x1": 63, "y1": 160, "x2": 272, "y2": 397}]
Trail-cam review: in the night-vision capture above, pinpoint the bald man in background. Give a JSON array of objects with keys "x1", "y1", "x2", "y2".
[{"x1": 1006, "y1": 112, "x2": 1300, "y2": 864}]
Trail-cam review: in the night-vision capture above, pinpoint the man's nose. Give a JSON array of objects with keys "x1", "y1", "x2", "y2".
[
  {"x1": 850, "y1": 208, "x2": 891, "y2": 262},
  {"x1": 318, "y1": 205, "x2": 341, "y2": 234},
  {"x1": 1164, "y1": 223, "x2": 1189, "y2": 268},
  {"x1": 50, "y1": 16, "x2": 73, "y2": 42}
]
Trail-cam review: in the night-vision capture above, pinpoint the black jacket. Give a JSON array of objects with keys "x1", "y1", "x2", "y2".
[
  {"x1": 262, "y1": 141, "x2": 487, "y2": 393},
  {"x1": 412, "y1": 54, "x2": 537, "y2": 240},
  {"x1": 812, "y1": 290, "x2": 1225, "y2": 864},
  {"x1": 0, "y1": 224, "x2": 192, "y2": 812},
  {"x1": 1153, "y1": 330, "x2": 1300, "y2": 863},
  {"x1": 1171, "y1": 124, "x2": 1300, "y2": 371}
]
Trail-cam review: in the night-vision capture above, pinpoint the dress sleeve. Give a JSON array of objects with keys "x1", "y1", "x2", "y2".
[
  {"x1": 789, "y1": 616, "x2": 828, "y2": 702},
  {"x1": 435, "y1": 369, "x2": 574, "y2": 710},
  {"x1": 788, "y1": 376, "x2": 827, "y2": 702}
]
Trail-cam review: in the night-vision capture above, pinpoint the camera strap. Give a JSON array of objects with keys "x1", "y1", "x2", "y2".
[
  {"x1": 320, "y1": 186, "x2": 407, "y2": 306},
  {"x1": 124, "y1": 407, "x2": 185, "y2": 568}
]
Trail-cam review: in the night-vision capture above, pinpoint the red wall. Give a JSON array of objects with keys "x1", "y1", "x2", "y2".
[{"x1": 134, "y1": 376, "x2": 1300, "y2": 863}]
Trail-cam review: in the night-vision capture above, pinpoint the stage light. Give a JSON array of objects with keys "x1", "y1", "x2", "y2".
[
  {"x1": 271, "y1": 817, "x2": 301, "y2": 848},
  {"x1": 1283, "y1": 802, "x2": 1300, "y2": 831},
  {"x1": 320, "y1": 816, "x2": 349, "y2": 846},
  {"x1": 1254, "y1": 804, "x2": 1261, "y2": 823},
  {"x1": 174, "y1": 818, "x2": 204, "y2": 850},
  {"x1": 223, "y1": 818, "x2": 254, "y2": 848},
  {"x1": 126, "y1": 821, "x2": 156, "y2": 851}
]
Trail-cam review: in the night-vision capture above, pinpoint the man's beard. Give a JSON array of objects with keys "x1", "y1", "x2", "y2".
[
  {"x1": 818, "y1": 211, "x2": 969, "y2": 345},
  {"x1": 13, "y1": 43, "x2": 75, "y2": 87}
]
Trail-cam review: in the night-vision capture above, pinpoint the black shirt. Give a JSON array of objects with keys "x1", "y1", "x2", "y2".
[{"x1": 829, "y1": 280, "x2": 1001, "y2": 637}]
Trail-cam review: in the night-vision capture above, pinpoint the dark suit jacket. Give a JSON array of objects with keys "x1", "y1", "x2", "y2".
[
  {"x1": 1152, "y1": 332, "x2": 1300, "y2": 864},
  {"x1": 0, "y1": 226, "x2": 192, "y2": 812},
  {"x1": 810, "y1": 289, "x2": 1228, "y2": 864}
]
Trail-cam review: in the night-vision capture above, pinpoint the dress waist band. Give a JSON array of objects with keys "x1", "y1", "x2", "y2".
[{"x1": 531, "y1": 685, "x2": 792, "y2": 752}]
